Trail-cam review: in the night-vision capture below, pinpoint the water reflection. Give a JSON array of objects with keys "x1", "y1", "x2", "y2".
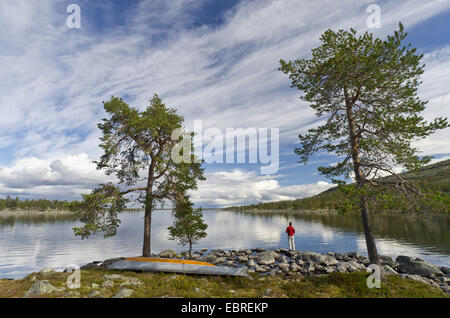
[{"x1": 0, "y1": 211, "x2": 448, "y2": 279}]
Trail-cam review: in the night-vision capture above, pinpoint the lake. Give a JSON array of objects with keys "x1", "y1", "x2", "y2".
[{"x1": 0, "y1": 210, "x2": 449, "y2": 279}]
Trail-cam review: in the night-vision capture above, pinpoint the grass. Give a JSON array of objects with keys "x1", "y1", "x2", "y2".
[{"x1": 0, "y1": 269, "x2": 448, "y2": 298}]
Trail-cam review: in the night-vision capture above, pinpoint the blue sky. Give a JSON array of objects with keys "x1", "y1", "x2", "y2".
[{"x1": 0, "y1": 0, "x2": 449, "y2": 207}]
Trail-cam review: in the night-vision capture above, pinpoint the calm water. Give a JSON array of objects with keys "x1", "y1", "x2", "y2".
[{"x1": 0, "y1": 210, "x2": 449, "y2": 279}]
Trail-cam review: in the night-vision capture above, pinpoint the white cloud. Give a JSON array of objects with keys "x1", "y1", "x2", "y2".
[
  {"x1": 189, "y1": 169, "x2": 334, "y2": 207},
  {"x1": 0, "y1": 0, "x2": 449, "y2": 204}
]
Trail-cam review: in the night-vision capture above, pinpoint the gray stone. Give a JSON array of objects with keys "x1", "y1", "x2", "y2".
[
  {"x1": 247, "y1": 259, "x2": 257, "y2": 267},
  {"x1": 345, "y1": 252, "x2": 359, "y2": 259},
  {"x1": 91, "y1": 283, "x2": 100, "y2": 289},
  {"x1": 238, "y1": 255, "x2": 249, "y2": 263},
  {"x1": 396, "y1": 258, "x2": 444, "y2": 279},
  {"x1": 382, "y1": 265, "x2": 398, "y2": 275},
  {"x1": 255, "y1": 265, "x2": 267, "y2": 273},
  {"x1": 439, "y1": 267, "x2": 450, "y2": 275},
  {"x1": 24, "y1": 281, "x2": 62, "y2": 297},
  {"x1": 378, "y1": 255, "x2": 396, "y2": 267},
  {"x1": 102, "y1": 280, "x2": 114, "y2": 288},
  {"x1": 278, "y1": 263, "x2": 290, "y2": 272},
  {"x1": 120, "y1": 279, "x2": 142, "y2": 288},
  {"x1": 88, "y1": 290, "x2": 103, "y2": 298},
  {"x1": 396, "y1": 255, "x2": 415, "y2": 264},
  {"x1": 158, "y1": 249, "x2": 177, "y2": 258},
  {"x1": 256, "y1": 251, "x2": 277, "y2": 266},
  {"x1": 298, "y1": 252, "x2": 339, "y2": 266},
  {"x1": 199, "y1": 254, "x2": 217, "y2": 264},
  {"x1": 276, "y1": 255, "x2": 288, "y2": 264},
  {"x1": 112, "y1": 289, "x2": 134, "y2": 298}
]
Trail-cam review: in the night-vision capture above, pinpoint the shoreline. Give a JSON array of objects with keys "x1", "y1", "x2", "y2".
[
  {"x1": 0, "y1": 210, "x2": 75, "y2": 216},
  {"x1": 2, "y1": 248, "x2": 448, "y2": 298}
]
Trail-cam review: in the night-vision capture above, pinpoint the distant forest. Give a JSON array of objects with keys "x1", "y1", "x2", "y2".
[
  {"x1": 0, "y1": 196, "x2": 76, "y2": 212},
  {"x1": 224, "y1": 159, "x2": 450, "y2": 214}
]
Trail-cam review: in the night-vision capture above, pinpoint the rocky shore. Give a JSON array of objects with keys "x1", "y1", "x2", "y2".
[{"x1": 80, "y1": 248, "x2": 450, "y2": 295}]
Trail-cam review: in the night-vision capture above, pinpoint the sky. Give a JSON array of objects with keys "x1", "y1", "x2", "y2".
[{"x1": 0, "y1": 0, "x2": 449, "y2": 207}]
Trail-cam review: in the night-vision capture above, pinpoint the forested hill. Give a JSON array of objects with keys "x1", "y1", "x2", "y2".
[{"x1": 224, "y1": 159, "x2": 450, "y2": 213}]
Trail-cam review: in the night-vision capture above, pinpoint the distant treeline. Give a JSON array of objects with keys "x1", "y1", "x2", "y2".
[{"x1": 0, "y1": 196, "x2": 78, "y2": 212}]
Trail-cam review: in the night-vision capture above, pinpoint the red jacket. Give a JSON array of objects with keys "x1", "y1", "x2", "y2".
[{"x1": 286, "y1": 225, "x2": 295, "y2": 236}]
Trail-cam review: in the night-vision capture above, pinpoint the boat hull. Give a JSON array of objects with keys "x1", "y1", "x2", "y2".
[{"x1": 106, "y1": 259, "x2": 248, "y2": 277}]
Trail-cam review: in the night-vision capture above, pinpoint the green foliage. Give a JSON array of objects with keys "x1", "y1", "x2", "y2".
[
  {"x1": 168, "y1": 196, "x2": 208, "y2": 258},
  {"x1": 72, "y1": 183, "x2": 128, "y2": 239},
  {"x1": 279, "y1": 22, "x2": 448, "y2": 213},
  {"x1": 73, "y1": 94, "x2": 205, "y2": 249}
]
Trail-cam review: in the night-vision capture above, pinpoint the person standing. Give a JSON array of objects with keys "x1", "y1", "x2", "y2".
[{"x1": 286, "y1": 222, "x2": 295, "y2": 251}]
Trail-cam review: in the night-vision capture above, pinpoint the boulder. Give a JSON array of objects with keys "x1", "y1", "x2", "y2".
[
  {"x1": 238, "y1": 255, "x2": 249, "y2": 263},
  {"x1": 379, "y1": 255, "x2": 397, "y2": 268},
  {"x1": 247, "y1": 259, "x2": 257, "y2": 267},
  {"x1": 24, "y1": 280, "x2": 63, "y2": 297},
  {"x1": 395, "y1": 255, "x2": 415, "y2": 264},
  {"x1": 382, "y1": 265, "x2": 398, "y2": 275},
  {"x1": 88, "y1": 290, "x2": 103, "y2": 298},
  {"x1": 112, "y1": 289, "x2": 134, "y2": 298},
  {"x1": 396, "y1": 257, "x2": 444, "y2": 279},
  {"x1": 199, "y1": 254, "x2": 217, "y2": 264},
  {"x1": 298, "y1": 252, "x2": 339, "y2": 266},
  {"x1": 256, "y1": 251, "x2": 277, "y2": 266},
  {"x1": 276, "y1": 255, "x2": 288, "y2": 264},
  {"x1": 158, "y1": 250, "x2": 177, "y2": 258},
  {"x1": 101, "y1": 280, "x2": 114, "y2": 288}
]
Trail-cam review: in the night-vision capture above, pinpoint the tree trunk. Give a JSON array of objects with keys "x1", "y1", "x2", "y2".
[
  {"x1": 142, "y1": 162, "x2": 155, "y2": 257},
  {"x1": 142, "y1": 200, "x2": 153, "y2": 257},
  {"x1": 345, "y1": 88, "x2": 381, "y2": 268},
  {"x1": 189, "y1": 241, "x2": 192, "y2": 260},
  {"x1": 359, "y1": 194, "x2": 379, "y2": 265}
]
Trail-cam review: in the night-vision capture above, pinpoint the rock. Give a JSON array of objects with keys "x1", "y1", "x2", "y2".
[
  {"x1": 255, "y1": 265, "x2": 267, "y2": 273},
  {"x1": 91, "y1": 283, "x2": 100, "y2": 289},
  {"x1": 158, "y1": 250, "x2": 177, "y2": 258},
  {"x1": 103, "y1": 274, "x2": 128, "y2": 281},
  {"x1": 199, "y1": 254, "x2": 217, "y2": 264},
  {"x1": 112, "y1": 289, "x2": 134, "y2": 298},
  {"x1": 256, "y1": 251, "x2": 278, "y2": 265},
  {"x1": 382, "y1": 265, "x2": 398, "y2": 275},
  {"x1": 238, "y1": 255, "x2": 249, "y2": 263},
  {"x1": 335, "y1": 264, "x2": 347, "y2": 273},
  {"x1": 24, "y1": 281, "x2": 62, "y2": 297},
  {"x1": 396, "y1": 258, "x2": 444, "y2": 279},
  {"x1": 39, "y1": 268, "x2": 57, "y2": 275},
  {"x1": 278, "y1": 263, "x2": 290, "y2": 272},
  {"x1": 224, "y1": 251, "x2": 231, "y2": 257},
  {"x1": 378, "y1": 255, "x2": 396, "y2": 268},
  {"x1": 223, "y1": 260, "x2": 234, "y2": 266},
  {"x1": 290, "y1": 263, "x2": 302, "y2": 272},
  {"x1": 88, "y1": 290, "x2": 103, "y2": 298},
  {"x1": 298, "y1": 252, "x2": 339, "y2": 266},
  {"x1": 247, "y1": 259, "x2": 257, "y2": 267},
  {"x1": 263, "y1": 288, "x2": 272, "y2": 296},
  {"x1": 255, "y1": 248, "x2": 265, "y2": 253},
  {"x1": 345, "y1": 252, "x2": 359, "y2": 259},
  {"x1": 277, "y1": 255, "x2": 288, "y2": 264},
  {"x1": 340, "y1": 261, "x2": 365, "y2": 272},
  {"x1": 120, "y1": 279, "x2": 142, "y2": 288},
  {"x1": 102, "y1": 280, "x2": 114, "y2": 288},
  {"x1": 401, "y1": 274, "x2": 431, "y2": 286},
  {"x1": 215, "y1": 257, "x2": 226, "y2": 264},
  {"x1": 395, "y1": 255, "x2": 415, "y2": 264},
  {"x1": 439, "y1": 267, "x2": 450, "y2": 275}
]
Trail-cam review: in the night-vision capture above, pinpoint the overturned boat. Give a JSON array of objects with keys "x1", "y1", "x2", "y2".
[{"x1": 106, "y1": 257, "x2": 248, "y2": 277}]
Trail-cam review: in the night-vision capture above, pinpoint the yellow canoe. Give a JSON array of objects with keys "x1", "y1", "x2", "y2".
[{"x1": 125, "y1": 257, "x2": 215, "y2": 267}]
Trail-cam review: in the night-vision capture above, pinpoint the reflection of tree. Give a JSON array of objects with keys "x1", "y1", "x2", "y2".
[
  {"x1": 0, "y1": 214, "x2": 77, "y2": 228},
  {"x1": 234, "y1": 211, "x2": 450, "y2": 255}
]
